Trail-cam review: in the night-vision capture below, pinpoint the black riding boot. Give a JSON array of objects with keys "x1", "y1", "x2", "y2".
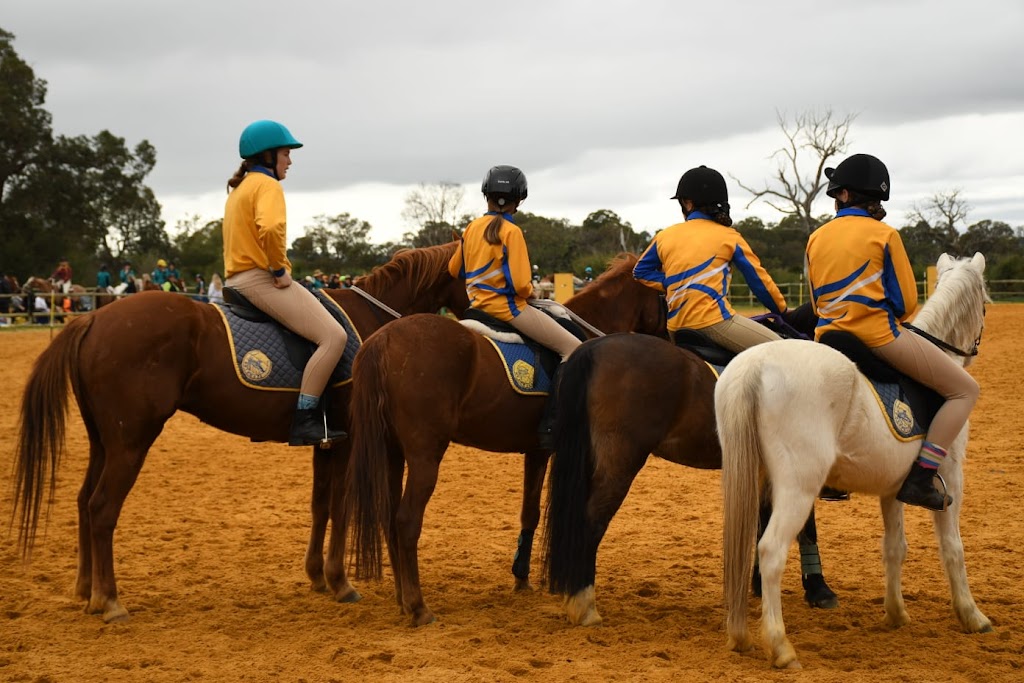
[
  {"x1": 537, "y1": 365, "x2": 563, "y2": 451},
  {"x1": 288, "y1": 407, "x2": 347, "y2": 447},
  {"x1": 896, "y1": 462, "x2": 951, "y2": 511}
]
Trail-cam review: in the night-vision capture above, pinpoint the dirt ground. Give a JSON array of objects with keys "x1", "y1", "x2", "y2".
[{"x1": 1, "y1": 307, "x2": 1022, "y2": 683}]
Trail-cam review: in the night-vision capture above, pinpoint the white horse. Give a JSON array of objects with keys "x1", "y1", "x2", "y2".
[{"x1": 716, "y1": 253, "x2": 992, "y2": 669}]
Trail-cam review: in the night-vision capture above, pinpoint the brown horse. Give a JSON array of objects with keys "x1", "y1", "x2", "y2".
[
  {"x1": 345, "y1": 255, "x2": 668, "y2": 626},
  {"x1": 541, "y1": 326, "x2": 835, "y2": 626},
  {"x1": 12, "y1": 242, "x2": 468, "y2": 622},
  {"x1": 22, "y1": 276, "x2": 89, "y2": 312}
]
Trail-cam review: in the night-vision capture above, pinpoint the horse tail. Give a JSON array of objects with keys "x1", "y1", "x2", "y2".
[
  {"x1": 717, "y1": 356, "x2": 764, "y2": 645},
  {"x1": 13, "y1": 314, "x2": 94, "y2": 558},
  {"x1": 345, "y1": 336, "x2": 392, "y2": 580},
  {"x1": 543, "y1": 340, "x2": 598, "y2": 596}
]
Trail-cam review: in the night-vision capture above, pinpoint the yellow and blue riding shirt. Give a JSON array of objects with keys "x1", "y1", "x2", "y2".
[
  {"x1": 448, "y1": 212, "x2": 534, "y2": 321},
  {"x1": 805, "y1": 208, "x2": 919, "y2": 347},
  {"x1": 633, "y1": 213, "x2": 787, "y2": 332}
]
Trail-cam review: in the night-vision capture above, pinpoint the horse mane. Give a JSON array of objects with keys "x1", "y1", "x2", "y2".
[
  {"x1": 592, "y1": 253, "x2": 639, "y2": 284},
  {"x1": 357, "y1": 241, "x2": 459, "y2": 298},
  {"x1": 911, "y1": 255, "x2": 989, "y2": 358}
]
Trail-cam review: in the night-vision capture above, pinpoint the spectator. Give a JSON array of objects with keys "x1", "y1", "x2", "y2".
[
  {"x1": 97, "y1": 264, "x2": 114, "y2": 293},
  {"x1": 167, "y1": 261, "x2": 183, "y2": 291},
  {"x1": 207, "y1": 273, "x2": 224, "y2": 305},
  {"x1": 33, "y1": 294, "x2": 50, "y2": 324},
  {"x1": 115, "y1": 262, "x2": 137, "y2": 294},
  {"x1": 51, "y1": 258, "x2": 73, "y2": 294},
  {"x1": 311, "y1": 269, "x2": 325, "y2": 290},
  {"x1": 152, "y1": 259, "x2": 170, "y2": 288},
  {"x1": 194, "y1": 273, "x2": 208, "y2": 302},
  {"x1": 0, "y1": 270, "x2": 12, "y2": 324}
]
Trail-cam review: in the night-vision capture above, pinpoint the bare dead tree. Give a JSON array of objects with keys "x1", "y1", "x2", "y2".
[
  {"x1": 733, "y1": 109, "x2": 857, "y2": 235},
  {"x1": 401, "y1": 181, "x2": 466, "y2": 230},
  {"x1": 906, "y1": 189, "x2": 971, "y2": 252}
]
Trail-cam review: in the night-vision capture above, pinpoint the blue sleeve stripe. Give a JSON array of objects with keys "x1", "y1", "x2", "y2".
[
  {"x1": 633, "y1": 242, "x2": 666, "y2": 286},
  {"x1": 501, "y1": 246, "x2": 519, "y2": 317},
  {"x1": 464, "y1": 261, "x2": 492, "y2": 279},
  {"x1": 733, "y1": 246, "x2": 781, "y2": 313},
  {"x1": 881, "y1": 244, "x2": 906, "y2": 318},
  {"x1": 688, "y1": 283, "x2": 731, "y2": 319}
]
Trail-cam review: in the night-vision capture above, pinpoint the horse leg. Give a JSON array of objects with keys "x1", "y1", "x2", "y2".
[
  {"x1": 796, "y1": 508, "x2": 839, "y2": 609},
  {"x1": 564, "y1": 444, "x2": 647, "y2": 627},
  {"x1": 929, "y1": 461, "x2": 992, "y2": 633},
  {"x1": 512, "y1": 450, "x2": 550, "y2": 591},
  {"x1": 86, "y1": 445, "x2": 152, "y2": 623},
  {"x1": 758, "y1": 486, "x2": 817, "y2": 669},
  {"x1": 879, "y1": 496, "x2": 910, "y2": 627},
  {"x1": 75, "y1": 437, "x2": 105, "y2": 601},
  {"x1": 394, "y1": 453, "x2": 442, "y2": 626},
  {"x1": 323, "y1": 442, "x2": 361, "y2": 603},
  {"x1": 754, "y1": 495, "x2": 837, "y2": 608},
  {"x1": 385, "y1": 449, "x2": 405, "y2": 608},
  {"x1": 305, "y1": 445, "x2": 332, "y2": 592}
]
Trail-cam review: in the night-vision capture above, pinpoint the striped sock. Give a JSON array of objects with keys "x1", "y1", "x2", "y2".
[{"x1": 918, "y1": 441, "x2": 947, "y2": 470}]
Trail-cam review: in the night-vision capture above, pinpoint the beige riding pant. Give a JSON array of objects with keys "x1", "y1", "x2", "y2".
[
  {"x1": 508, "y1": 305, "x2": 582, "y2": 362},
  {"x1": 226, "y1": 269, "x2": 348, "y2": 398},
  {"x1": 696, "y1": 314, "x2": 782, "y2": 353},
  {"x1": 871, "y1": 329, "x2": 979, "y2": 449}
]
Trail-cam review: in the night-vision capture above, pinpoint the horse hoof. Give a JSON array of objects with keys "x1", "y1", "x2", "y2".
[
  {"x1": 102, "y1": 604, "x2": 130, "y2": 624},
  {"x1": 309, "y1": 578, "x2": 327, "y2": 593},
  {"x1": 726, "y1": 634, "x2": 755, "y2": 652},
  {"x1": 334, "y1": 588, "x2": 362, "y2": 604},
  {"x1": 803, "y1": 575, "x2": 839, "y2": 610},
  {"x1": 513, "y1": 577, "x2": 534, "y2": 592},
  {"x1": 411, "y1": 610, "x2": 436, "y2": 627}
]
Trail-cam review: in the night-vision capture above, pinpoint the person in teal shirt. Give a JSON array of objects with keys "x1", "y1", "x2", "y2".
[{"x1": 96, "y1": 264, "x2": 113, "y2": 292}]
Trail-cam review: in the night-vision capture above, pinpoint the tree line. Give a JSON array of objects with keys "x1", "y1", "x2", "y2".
[{"x1": 3, "y1": 28, "x2": 1023, "y2": 292}]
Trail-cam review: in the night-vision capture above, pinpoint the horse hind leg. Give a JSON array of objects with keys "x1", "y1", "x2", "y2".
[
  {"x1": 758, "y1": 486, "x2": 820, "y2": 669},
  {"x1": 75, "y1": 436, "x2": 106, "y2": 601}
]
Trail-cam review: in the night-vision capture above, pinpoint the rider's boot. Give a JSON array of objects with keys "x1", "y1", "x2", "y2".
[
  {"x1": 289, "y1": 406, "x2": 347, "y2": 447},
  {"x1": 896, "y1": 461, "x2": 951, "y2": 511},
  {"x1": 537, "y1": 365, "x2": 563, "y2": 451}
]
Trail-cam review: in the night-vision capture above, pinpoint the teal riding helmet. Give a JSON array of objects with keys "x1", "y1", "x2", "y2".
[{"x1": 238, "y1": 120, "x2": 303, "y2": 159}]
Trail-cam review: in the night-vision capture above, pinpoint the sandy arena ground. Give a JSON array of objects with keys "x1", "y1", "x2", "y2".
[{"x1": 1, "y1": 307, "x2": 1022, "y2": 682}]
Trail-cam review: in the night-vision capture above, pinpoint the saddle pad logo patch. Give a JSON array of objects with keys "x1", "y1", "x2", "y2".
[
  {"x1": 892, "y1": 398, "x2": 914, "y2": 437},
  {"x1": 241, "y1": 349, "x2": 272, "y2": 382},
  {"x1": 512, "y1": 360, "x2": 535, "y2": 389}
]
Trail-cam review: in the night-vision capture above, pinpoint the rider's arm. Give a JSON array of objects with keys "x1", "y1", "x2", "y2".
[
  {"x1": 633, "y1": 238, "x2": 666, "y2": 292},
  {"x1": 732, "y1": 236, "x2": 787, "y2": 314}
]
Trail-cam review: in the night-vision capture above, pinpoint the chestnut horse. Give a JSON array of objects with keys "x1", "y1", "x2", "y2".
[
  {"x1": 12, "y1": 242, "x2": 468, "y2": 622},
  {"x1": 541, "y1": 311, "x2": 836, "y2": 627},
  {"x1": 345, "y1": 255, "x2": 669, "y2": 626}
]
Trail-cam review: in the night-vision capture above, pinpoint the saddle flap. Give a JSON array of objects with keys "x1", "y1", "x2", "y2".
[
  {"x1": 673, "y1": 328, "x2": 735, "y2": 366},
  {"x1": 222, "y1": 287, "x2": 273, "y2": 323}
]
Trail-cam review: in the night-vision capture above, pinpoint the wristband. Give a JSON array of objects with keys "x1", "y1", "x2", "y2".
[{"x1": 272, "y1": 267, "x2": 286, "y2": 278}]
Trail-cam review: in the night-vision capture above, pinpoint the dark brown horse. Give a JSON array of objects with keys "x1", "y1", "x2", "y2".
[
  {"x1": 12, "y1": 242, "x2": 468, "y2": 622},
  {"x1": 541, "y1": 327, "x2": 835, "y2": 626},
  {"x1": 345, "y1": 255, "x2": 669, "y2": 626}
]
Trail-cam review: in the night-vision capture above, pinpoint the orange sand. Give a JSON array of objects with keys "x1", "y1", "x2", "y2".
[{"x1": 1, "y1": 307, "x2": 1023, "y2": 682}]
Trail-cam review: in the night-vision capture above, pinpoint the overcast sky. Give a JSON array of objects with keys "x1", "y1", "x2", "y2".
[{"x1": 7, "y1": 0, "x2": 1024, "y2": 247}]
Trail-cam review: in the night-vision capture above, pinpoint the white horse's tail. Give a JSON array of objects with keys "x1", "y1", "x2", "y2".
[{"x1": 717, "y1": 357, "x2": 763, "y2": 651}]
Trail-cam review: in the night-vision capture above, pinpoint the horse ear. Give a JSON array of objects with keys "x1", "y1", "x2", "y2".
[
  {"x1": 936, "y1": 253, "x2": 954, "y2": 270},
  {"x1": 450, "y1": 229, "x2": 460, "y2": 242},
  {"x1": 971, "y1": 252, "x2": 986, "y2": 272}
]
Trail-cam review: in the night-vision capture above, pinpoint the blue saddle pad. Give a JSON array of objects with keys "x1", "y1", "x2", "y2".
[
  {"x1": 865, "y1": 377, "x2": 928, "y2": 441},
  {"x1": 483, "y1": 338, "x2": 555, "y2": 395},
  {"x1": 213, "y1": 293, "x2": 361, "y2": 391}
]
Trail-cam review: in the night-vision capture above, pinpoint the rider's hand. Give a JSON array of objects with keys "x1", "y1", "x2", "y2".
[{"x1": 273, "y1": 272, "x2": 293, "y2": 289}]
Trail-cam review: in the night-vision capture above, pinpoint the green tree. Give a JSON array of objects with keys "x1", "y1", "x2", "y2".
[
  {"x1": 289, "y1": 213, "x2": 385, "y2": 275},
  {"x1": 0, "y1": 28, "x2": 51, "y2": 205},
  {"x1": 517, "y1": 212, "x2": 576, "y2": 273},
  {"x1": 959, "y1": 219, "x2": 1016, "y2": 258},
  {"x1": 172, "y1": 215, "x2": 224, "y2": 279}
]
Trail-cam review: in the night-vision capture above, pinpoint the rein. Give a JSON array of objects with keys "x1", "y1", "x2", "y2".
[
  {"x1": 349, "y1": 285, "x2": 402, "y2": 320},
  {"x1": 530, "y1": 298, "x2": 606, "y2": 338},
  {"x1": 903, "y1": 322, "x2": 980, "y2": 358}
]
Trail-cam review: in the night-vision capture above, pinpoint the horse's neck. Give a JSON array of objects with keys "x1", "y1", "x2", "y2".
[
  {"x1": 909, "y1": 275, "x2": 982, "y2": 357},
  {"x1": 566, "y1": 284, "x2": 631, "y2": 334}
]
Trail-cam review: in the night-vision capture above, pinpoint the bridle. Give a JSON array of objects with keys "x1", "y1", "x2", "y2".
[{"x1": 903, "y1": 304, "x2": 986, "y2": 358}]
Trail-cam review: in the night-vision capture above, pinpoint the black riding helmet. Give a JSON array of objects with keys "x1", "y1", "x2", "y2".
[
  {"x1": 482, "y1": 165, "x2": 528, "y2": 204},
  {"x1": 671, "y1": 165, "x2": 729, "y2": 206},
  {"x1": 825, "y1": 153, "x2": 890, "y2": 201}
]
